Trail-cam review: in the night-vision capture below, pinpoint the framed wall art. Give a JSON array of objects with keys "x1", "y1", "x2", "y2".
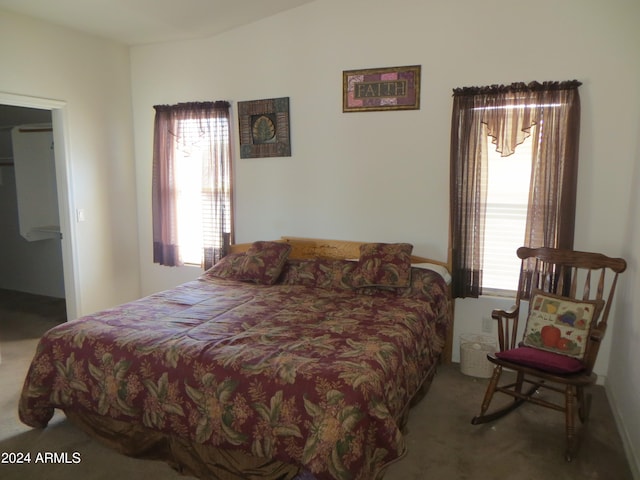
[
  {"x1": 342, "y1": 65, "x2": 421, "y2": 112},
  {"x1": 238, "y1": 97, "x2": 291, "y2": 158}
]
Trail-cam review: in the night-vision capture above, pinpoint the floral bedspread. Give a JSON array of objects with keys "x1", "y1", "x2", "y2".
[{"x1": 19, "y1": 262, "x2": 449, "y2": 480}]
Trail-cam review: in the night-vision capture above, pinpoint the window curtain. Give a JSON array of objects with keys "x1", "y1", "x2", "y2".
[
  {"x1": 450, "y1": 81, "x2": 581, "y2": 298},
  {"x1": 152, "y1": 101, "x2": 233, "y2": 269}
]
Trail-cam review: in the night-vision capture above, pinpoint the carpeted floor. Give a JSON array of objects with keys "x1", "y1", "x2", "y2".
[{"x1": 0, "y1": 289, "x2": 634, "y2": 479}]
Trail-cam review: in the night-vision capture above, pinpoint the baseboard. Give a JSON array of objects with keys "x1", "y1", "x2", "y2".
[{"x1": 606, "y1": 384, "x2": 640, "y2": 480}]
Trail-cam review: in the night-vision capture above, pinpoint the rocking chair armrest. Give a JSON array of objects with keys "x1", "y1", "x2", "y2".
[
  {"x1": 492, "y1": 305, "x2": 519, "y2": 321},
  {"x1": 589, "y1": 327, "x2": 605, "y2": 342}
]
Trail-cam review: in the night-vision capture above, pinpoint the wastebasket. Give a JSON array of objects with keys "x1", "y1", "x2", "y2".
[{"x1": 460, "y1": 334, "x2": 496, "y2": 378}]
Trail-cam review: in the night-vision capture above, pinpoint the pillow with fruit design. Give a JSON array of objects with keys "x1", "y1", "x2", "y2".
[{"x1": 522, "y1": 290, "x2": 604, "y2": 360}]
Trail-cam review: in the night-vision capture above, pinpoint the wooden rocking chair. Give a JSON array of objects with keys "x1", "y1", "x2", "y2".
[{"x1": 471, "y1": 246, "x2": 626, "y2": 461}]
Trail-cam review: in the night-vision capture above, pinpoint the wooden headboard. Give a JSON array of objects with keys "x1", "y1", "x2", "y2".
[
  {"x1": 230, "y1": 236, "x2": 449, "y2": 266},
  {"x1": 229, "y1": 236, "x2": 454, "y2": 363}
]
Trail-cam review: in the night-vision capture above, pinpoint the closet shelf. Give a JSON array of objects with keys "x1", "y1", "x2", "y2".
[
  {"x1": 26, "y1": 226, "x2": 62, "y2": 240},
  {"x1": 33, "y1": 225, "x2": 61, "y2": 233}
]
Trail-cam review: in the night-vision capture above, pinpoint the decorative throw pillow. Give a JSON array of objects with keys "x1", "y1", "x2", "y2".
[
  {"x1": 234, "y1": 241, "x2": 292, "y2": 285},
  {"x1": 351, "y1": 243, "x2": 413, "y2": 288},
  {"x1": 521, "y1": 290, "x2": 604, "y2": 360}
]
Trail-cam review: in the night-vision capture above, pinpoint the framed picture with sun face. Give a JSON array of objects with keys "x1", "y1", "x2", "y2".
[{"x1": 238, "y1": 97, "x2": 291, "y2": 158}]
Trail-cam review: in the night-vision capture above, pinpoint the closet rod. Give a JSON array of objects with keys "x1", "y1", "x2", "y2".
[
  {"x1": 0, "y1": 126, "x2": 53, "y2": 132},
  {"x1": 18, "y1": 127, "x2": 53, "y2": 133}
]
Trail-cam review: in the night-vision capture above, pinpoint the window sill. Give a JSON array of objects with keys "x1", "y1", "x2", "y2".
[
  {"x1": 481, "y1": 287, "x2": 517, "y2": 299},
  {"x1": 183, "y1": 262, "x2": 203, "y2": 269}
]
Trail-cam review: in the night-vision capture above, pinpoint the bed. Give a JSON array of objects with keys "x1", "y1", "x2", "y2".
[{"x1": 19, "y1": 237, "x2": 452, "y2": 480}]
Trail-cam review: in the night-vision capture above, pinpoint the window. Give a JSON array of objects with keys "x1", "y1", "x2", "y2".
[
  {"x1": 450, "y1": 81, "x2": 582, "y2": 298},
  {"x1": 152, "y1": 101, "x2": 233, "y2": 269},
  {"x1": 482, "y1": 132, "x2": 534, "y2": 293},
  {"x1": 173, "y1": 117, "x2": 231, "y2": 265}
]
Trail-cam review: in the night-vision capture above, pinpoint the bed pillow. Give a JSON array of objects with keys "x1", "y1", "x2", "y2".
[
  {"x1": 234, "y1": 241, "x2": 292, "y2": 285},
  {"x1": 280, "y1": 258, "x2": 357, "y2": 290},
  {"x1": 351, "y1": 242, "x2": 413, "y2": 288},
  {"x1": 205, "y1": 253, "x2": 246, "y2": 278},
  {"x1": 521, "y1": 290, "x2": 604, "y2": 360}
]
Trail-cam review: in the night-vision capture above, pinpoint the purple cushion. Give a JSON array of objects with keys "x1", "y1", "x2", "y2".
[{"x1": 495, "y1": 346, "x2": 585, "y2": 374}]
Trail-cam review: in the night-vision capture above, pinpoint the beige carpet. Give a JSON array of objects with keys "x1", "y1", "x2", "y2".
[{"x1": 0, "y1": 290, "x2": 634, "y2": 479}]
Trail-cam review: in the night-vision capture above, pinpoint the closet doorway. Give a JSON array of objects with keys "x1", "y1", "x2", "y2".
[{"x1": 0, "y1": 93, "x2": 78, "y2": 321}]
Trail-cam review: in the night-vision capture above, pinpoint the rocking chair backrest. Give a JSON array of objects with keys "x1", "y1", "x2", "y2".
[{"x1": 511, "y1": 247, "x2": 626, "y2": 372}]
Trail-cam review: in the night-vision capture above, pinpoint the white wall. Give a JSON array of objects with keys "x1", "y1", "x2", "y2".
[
  {"x1": 607, "y1": 115, "x2": 640, "y2": 476},
  {"x1": 131, "y1": 0, "x2": 639, "y2": 473},
  {"x1": 0, "y1": 10, "x2": 141, "y2": 316}
]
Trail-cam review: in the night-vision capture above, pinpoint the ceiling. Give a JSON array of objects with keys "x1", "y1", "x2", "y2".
[{"x1": 0, "y1": 0, "x2": 316, "y2": 46}]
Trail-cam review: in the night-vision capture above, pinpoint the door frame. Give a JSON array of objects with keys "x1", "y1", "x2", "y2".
[{"x1": 0, "y1": 91, "x2": 79, "y2": 320}]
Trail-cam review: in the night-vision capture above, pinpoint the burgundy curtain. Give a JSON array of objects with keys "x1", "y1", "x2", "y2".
[
  {"x1": 450, "y1": 81, "x2": 581, "y2": 298},
  {"x1": 152, "y1": 101, "x2": 232, "y2": 268}
]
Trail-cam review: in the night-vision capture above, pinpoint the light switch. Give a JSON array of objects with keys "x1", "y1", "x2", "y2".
[{"x1": 76, "y1": 208, "x2": 86, "y2": 222}]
